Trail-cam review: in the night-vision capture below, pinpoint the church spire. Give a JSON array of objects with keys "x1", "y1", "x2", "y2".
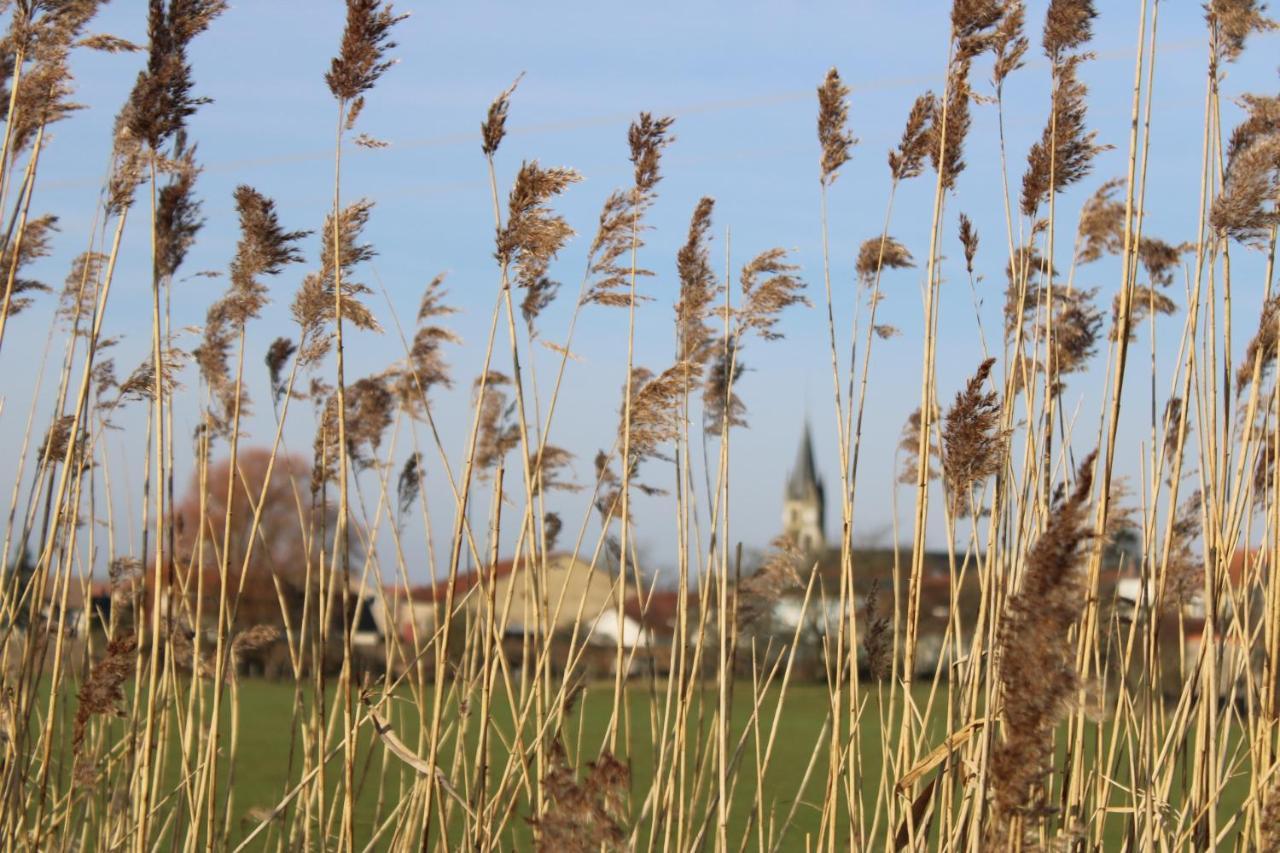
[
  {"x1": 787, "y1": 420, "x2": 822, "y2": 501},
  {"x1": 782, "y1": 421, "x2": 825, "y2": 553}
]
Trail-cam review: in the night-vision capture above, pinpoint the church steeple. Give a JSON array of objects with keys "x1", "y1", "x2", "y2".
[{"x1": 782, "y1": 422, "x2": 825, "y2": 554}]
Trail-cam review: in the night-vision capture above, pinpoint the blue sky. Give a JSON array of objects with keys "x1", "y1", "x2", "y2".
[{"x1": 4, "y1": 1, "x2": 1277, "y2": 581}]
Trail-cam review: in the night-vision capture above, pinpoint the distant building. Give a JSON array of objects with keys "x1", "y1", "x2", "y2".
[
  {"x1": 41, "y1": 581, "x2": 112, "y2": 638},
  {"x1": 767, "y1": 420, "x2": 963, "y2": 676},
  {"x1": 383, "y1": 554, "x2": 656, "y2": 677},
  {"x1": 782, "y1": 422, "x2": 826, "y2": 555}
]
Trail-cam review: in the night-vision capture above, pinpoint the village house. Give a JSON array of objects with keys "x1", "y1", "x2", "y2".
[
  {"x1": 769, "y1": 422, "x2": 964, "y2": 675},
  {"x1": 381, "y1": 553, "x2": 656, "y2": 677}
]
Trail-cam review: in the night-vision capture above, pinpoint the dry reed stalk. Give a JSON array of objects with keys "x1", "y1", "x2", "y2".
[
  {"x1": 320, "y1": 2, "x2": 405, "y2": 844},
  {"x1": 488, "y1": 146, "x2": 581, "y2": 822},
  {"x1": 988, "y1": 451, "x2": 1095, "y2": 848},
  {"x1": 813, "y1": 79, "x2": 855, "y2": 803},
  {"x1": 6, "y1": 0, "x2": 1280, "y2": 848}
]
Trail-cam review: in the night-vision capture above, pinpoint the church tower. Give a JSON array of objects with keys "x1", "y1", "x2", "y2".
[{"x1": 782, "y1": 422, "x2": 825, "y2": 555}]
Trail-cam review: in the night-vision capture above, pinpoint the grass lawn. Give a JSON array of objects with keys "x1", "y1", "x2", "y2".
[
  {"x1": 208, "y1": 678, "x2": 866, "y2": 850},
  {"x1": 37, "y1": 676, "x2": 1254, "y2": 850}
]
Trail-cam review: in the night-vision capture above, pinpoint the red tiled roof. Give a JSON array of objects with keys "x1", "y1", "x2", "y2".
[
  {"x1": 390, "y1": 555, "x2": 553, "y2": 604},
  {"x1": 624, "y1": 589, "x2": 700, "y2": 634}
]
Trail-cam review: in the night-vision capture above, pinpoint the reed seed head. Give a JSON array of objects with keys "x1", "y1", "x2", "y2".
[
  {"x1": 481, "y1": 74, "x2": 521, "y2": 156},
  {"x1": 1020, "y1": 56, "x2": 1104, "y2": 216},
  {"x1": 817, "y1": 67, "x2": 855, "y2": 185},
  {"x1": 675, "y1": 197, "x2": 721, "y2": 368},
  {"x1": 942, "y1": 357, "x2": 1007, "y2": 516},
  {"x1": 1207, "y1": 0, "x2": 1278, "y2": 63},
  {"x1": 1042, "y1": 0, "x2": 1096, "y2": 61},
  {"x1": 703, "y1": 338, "x2": 746, "y2": 435},
  {"x1": 326, "y1": 0, "x2": 406, "y2": 103},
  {"x1": 737, "y1": 248, "x2": 808, "y2": 341},
  {"x1": 855, "y1": 236, "x2": 914, "y2": 286},
  {"x1": 990, "y1": 451, "x2": 1096, "y2": 842},
  {"x1": 889, "y1": 92, "x2": 936, "y2": 181},
  {"x1": 958, "y1": 213, "x2": 979, "y2": 275}
]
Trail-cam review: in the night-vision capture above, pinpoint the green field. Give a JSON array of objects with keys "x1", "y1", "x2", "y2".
[
  {"x1": 36, "y1": 676, "x2": 1254, "y2": 850},
  {"x1": 41, "y1": 677, "x2": 921, "y2": 850},
  {"x1": 191, "y1": 678, "x2": 862, "y2": 850}
]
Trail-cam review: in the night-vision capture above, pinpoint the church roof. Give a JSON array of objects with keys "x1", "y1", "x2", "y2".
[{"x1": 786, "y1": 422, "x2": 823, "y2": 500}]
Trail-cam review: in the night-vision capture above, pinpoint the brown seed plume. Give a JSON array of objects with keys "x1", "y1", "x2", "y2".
[
  {"x1": 119, "y1": 347, "x2": 187, "y2": 402},
  {"x1": 1003, "y1": 243, "x2": 1056, "y2": 334},
  {"x1": 107, "y1": 556, "x2": 143, "y2": 629},
  {"x1": 1042, "y1": 0, "x2": 1096, "y2": 61},
  {"x1": 862, "y1": 580, "x2": 893, "y2": 680},
  {"x1": 230, "y1": 186, "x2": 309, "y2": 299},
  {"x1": 265, "y1": 337, "x2": 297, "y2": 405},
  {"x1": 78, "y1": 33, "x2": 142, "y2": 53},
  {"x1": 675, "y1": 197, "x2": 721, "y2": 368},
  {"x1": 989, "y1": 451, "x2": 1096, "y2": 845},
  {"x1": 1049, "y1": 288, "x2": 1103, "y2": 391},
  {"x1": 1261, "y1": 771, "x2": 1280, "y2": 853},
  {"x1": 1075, "y1": 178, "x2": 1125, "y2": 265},
  {"x1": 496, "y1": 162, "x2": 581, "y2": 316},
  {"x1": 231, "y1": 624, "x2": 280, "y2": 657},
  {"x1": 622, "y1": 364, "x2": 688, "y2": 465},
  {"x1": 738, "y1": 536, "x2": 804, "y2": 631},
  {"x1": 958, "y1": 213, "x2": 979, "y2": 274},
  {"x1": 57, "y1": 251, "x2": 107, "y2": 333},
  {"x1": 929, "y1": 59, "x2": 973, "y2": 191},
  {"x1": 1110, "y1": 285, "x2": 1176, "y2": 342},
  {"x1": 529, "y1": 741, "x2": 630, "y2": 852},
  {"x1": 1161, "y1": 493, "x2": 1203, "y2": 610},
  {"x1": 1161, "y1": 396, "x2": 1188, "y2": 478},
  {"x1": 313, "y1": 375, "x2": 395, "y2": 481},
  {"x1": 481, "y1": 74, "x2": 521, "y2": 156},
  {"x1": 1210, "y1": 133, "x2": 1280, "y2": 247},
  {"x1": 942, "y1": 358, "x2": 1007, "y2": 515},
  {"x1": 197, "y1": 187, "x2": 305, "y2": 426},
  {"x1": 629, "y1": 112, "x2": 675, "y2": 196},
  {"x1": 1253, "y1": 430, "x2": 1277, "y2": 506},
  {"x1": 107, "y1": 117, "x2": 145, "y2": 215},
  {"x1": 71, "y1": 633, "x2": 138, "y2": 774},
  {"x1": 1137, "y1": 237, "x2": 1186, "y2": 288},
  {"x1": 1020, "y1": 56, "x2": 1104, "y2": 216},
  {"x1": 737, "y1": 248, "x2": 808, "y2": 341},
  {"x1": 703, "y1": 338, "x2": 746, "y2": 435},
  {"x1": 154, "y1": 136, "x2": 202, "y2": 283},
  {"x1": 396, "y1": 451, "x2": 422, "y2": 520},
  {"x1": 291, "y1": 200, "x2": 380, "y2": 360},
  {"x1": 344, "y1": 375, "x2": 394, "y2": 470},
  {"x1": 0, "y1": 212, "x2": 57, "y2": 317},
  {"x1": 326, "y1": 0, "x2": 406, "y2": 103},
  {"x1": 531, "y1": 445, "x2": 580, "y2": 495},
  {"x1": 992, "y1": 0, "x2": 1029, "y2": 87},
  {"x1": 37, "y1": 414, "x2": 79, "y2": 467},
  {"x1": 888, "y1": 92, "x2": 936, "y2": 181},
  {"x1": 474, "y1": 371, "x2": 520, "y2": 475},
  {"x1": 123, "y1": 0, "x2": 227, "y2": 151},
  {"x1": 952, "y1": 0, "x2": 1003, "y2": 57},
  {"x1": 817, "y1": 67, "x2": 856, "y2": 185},
  {"x1": 1237, "y1": 294, "x2": 1279, "y2": 391},
  {"x1": 584, "y1": 114, "x2": 674, "y2": 308},
  {"x1": 855, "y1": 236, "x2": 915, "y2": 285},
  {"x1": 898, "y1": 406, "x2": 940, "y2": 485},
  {"x1": 593, "y1": 449, "x2": 624, "y2": 524},
  {"x1": 543, "y1": 512, "x2": 563, "y2": 553},
  {"x1": 4, "y1": 0, "x2": 109, "y2": 156},
  {"x1": 393, "y1": 273, "x2": 460, "y2": 414},
  {"x1": 1206, "y1": 0, "x2": 1278, "y2": 63},
  {"x1": 1225, "y1": 93, "x2": 1280, "y2": 165}
]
